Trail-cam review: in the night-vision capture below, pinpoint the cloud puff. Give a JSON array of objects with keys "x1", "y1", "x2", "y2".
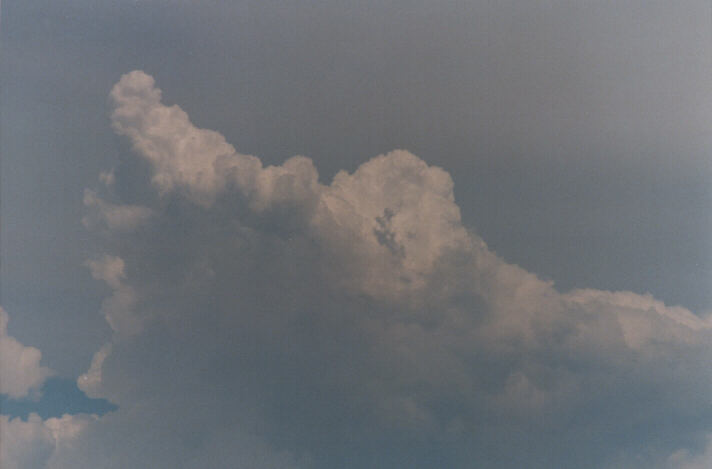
[
  {"x1": 43, "y1": 71, "x2": 712, "y2": 468},
  {"x1": 82, "y1": 189, "x2": 152, "y2": 233},
  {"x1": 77, "y1": 343, "x2": 112, "y2": 399},
  {"x1": 109, "y1": 71, "x2": 472, "y2": 302},
  {"x1": 0, "y1": 413, "x2": 95, "y2": 469},
  {"x1": 85, "y1": 255, "x2": 142, "y2": 337},
  {"x1": 0, "y1": 307, "x2": 53, "y2": 399}
]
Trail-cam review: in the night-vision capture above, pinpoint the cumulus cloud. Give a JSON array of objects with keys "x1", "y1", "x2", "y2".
[
  {"x1": 0, "y1": 310, "x2": 90, "y2": 469},
  {"x1": 0, "y1": 307, "x2": 53, "y2": 399},
  {"x1": 44, "y1": 71, "x2": 712, "y2": 468},
  {"x1": 82, "y1": 189, "x2": 152, "y2": 232},
  {"x1": 0, "y1": 413, "x2": 95, "y2": 469},
  {"x1": 109, "y1": 71, "x2": 472, "y2": 301},
  {"x1": 77, "y1": 343, "x2": 112, "y2": 399},
  {"x1": 85, "y1": 255, "x2": 142, "y2": 336}
]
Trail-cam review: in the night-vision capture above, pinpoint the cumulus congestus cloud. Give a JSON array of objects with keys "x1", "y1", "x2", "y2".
[{"x1": 11, "y1": 70, "x2": 712, "y2": 468}]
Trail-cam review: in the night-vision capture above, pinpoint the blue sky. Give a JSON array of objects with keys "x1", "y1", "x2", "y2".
[{"x1": 2, "y1": 1, "x2": 712, "y2": 468}]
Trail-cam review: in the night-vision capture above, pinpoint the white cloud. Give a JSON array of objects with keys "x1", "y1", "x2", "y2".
[
  {"x1": 0, "y1": 307, "x2": 53, "y2": 399},
  {"x1": 77, "y1": 343, "x2": 112, "y2": 399},
  {"x1": 0, "y1": 414, "x2": 56, "y2": 469},
  {"x1": 0, "y1": 413, "x2": 95, "y2": 469},
  {"x1": 109, "y1": 71, "x2": 472, "y2": 302},
  {"x1": 110, "y1": 70, "x2": 260, "y2": 206},
  {"x1": 60, "y1": 71, "x2": 712, "y2": 468},
  {"x1": 565, "y1": 289, "x2": 710, "y2": 350},
  {"x1": 82, "y1": 189, "x2": 152, "y2": 232},
  {"x1": 85, "y1": 255, "x2": 142, "y2": 336},
  {"x1": 98, "y1": 170, "x2": 115, "y2": 187}
]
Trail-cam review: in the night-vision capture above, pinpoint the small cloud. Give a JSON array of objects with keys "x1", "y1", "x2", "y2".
[
  {"x1": 82, "y1": 189, "x2": 152, "y2": 232},
  {"x1": 99, "y1": 170, "x2": 115, "y2": 187},
  {"x1": 84, "y1": 256, "x2": 142, "y2": 336},
  {"x1": 0, "y1": 307, "x2": 53, "y2": 399},
  {"x1": 77, "y1": 344, "x2": 112, "y2": 399}
]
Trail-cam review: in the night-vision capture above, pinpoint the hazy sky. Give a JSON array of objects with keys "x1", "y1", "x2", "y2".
[{"x1": 2, "y1": 1, "x2": 712, "y2": 468}]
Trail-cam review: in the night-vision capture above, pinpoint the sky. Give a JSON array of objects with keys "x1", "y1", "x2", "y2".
[{"x1": 1, "y1": 1, "x2": 712, "y2": 468}]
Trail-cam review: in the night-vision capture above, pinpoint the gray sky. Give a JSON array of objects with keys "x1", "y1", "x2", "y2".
[{"x1": 2, "y1": 1, "x2": 712, "y2": 468}]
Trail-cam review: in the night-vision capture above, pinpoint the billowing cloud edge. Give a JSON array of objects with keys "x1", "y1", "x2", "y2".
[{"x1": 0, "y1": 307, "x2": 53, "y2": 399}]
